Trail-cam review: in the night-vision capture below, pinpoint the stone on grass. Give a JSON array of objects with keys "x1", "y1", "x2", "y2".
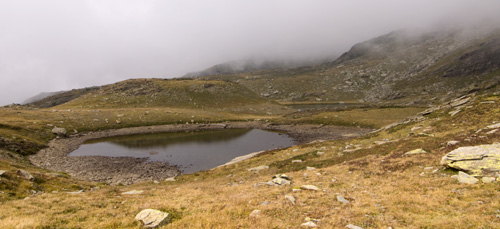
[
  {"x1": 346, "y1": 224, "x2": 363, "y2": 229},
  {"x1": 248, "y1": 165, "x2": 269, "y2": 172},
  {"x1": 0, "y1": 170, "x2": 6, "y2": 176},
  {"x1": 271, "y1": 178, "x2": 291, "y2": 185},
  {"x1": 122, "y1": 190, "x2": 144, "y2": 195},
  {"x1": 300, "y1": 185, "x2": 319, "y2": 191},
  {"x1": 17, "y1": 170, "x2": 34, "y2": 181},
  {"x1": 486, "y1": 129, "x2": 499, "y2": 135},
  {"x1": 301, "y1": 221, "x2": 318, "y2": 228},
  {"x1": 447, "y1": 141, "x2": 460, "y2": 146},
  {"x1": 135, "y1": 209, "x2": 171, "y2": 228},
  {"x1": 165, "y1": 177, "x2": 176, "y2": 182},
  {"x1": 306, "y1": 167, "x2": 316, "y2": 171},
  {"x1": 441, "y1": 143, "x2": 500, "y2": 176},
  {"x1": 404, "y1": 149, "x2": 427, "y2": 156},
  {"x1": 337, "y1": 195, "x2": 350, "y2": 204},
  {"x1": 249, "y1": 209, "x2": 261, "y2": 218},
  {"x1": 292, "y1": 160, "x2": 303, "y2": 163},
  {"x1": 285, "y1": 195, "x2": 296, "y2": 205},
  {"x1": 51, "y1": 127, "x2": 67, "y2": 135},
  {"x1": 486, "y1": 123, "x2": 500, "y2": 129},
  {"x1": 457, "y1": 171, "x2": 479, "y2": 184},
  {"x1": 482, "y1": 177, "x2": 496, "y2": 184}
]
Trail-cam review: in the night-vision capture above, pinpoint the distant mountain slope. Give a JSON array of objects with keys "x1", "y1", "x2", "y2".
[
  {"x1": 22, "y1": 91, "x2": 65, "y2": 105},
  {"x1": 198, "y1": 28, "x2": 500, "y2": 105},
  {"x1": 27, "y1": 87, "x2": 100, "y2": 108},
  {"x1": 183, "y1": 57, "x2": 335, "y2": 78}
]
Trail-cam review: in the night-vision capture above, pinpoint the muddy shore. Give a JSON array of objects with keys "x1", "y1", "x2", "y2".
[{"x1": 29, "y1": 122, "x2": 372, "y2": 184}]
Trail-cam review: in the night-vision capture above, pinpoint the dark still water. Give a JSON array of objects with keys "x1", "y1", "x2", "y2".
[{"x1": 69, "y1": 129, "x2": 295, "y2": 174}]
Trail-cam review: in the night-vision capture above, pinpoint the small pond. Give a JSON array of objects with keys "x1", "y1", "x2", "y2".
[
  {"x1": 286, "y1": 103, "x2": 362, "y2": 111},
  {"x1": 69, "y1": 129, "x2": 295, "y2": 174}
]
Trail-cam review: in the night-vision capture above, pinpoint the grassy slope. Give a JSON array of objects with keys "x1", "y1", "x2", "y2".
[{"x1": 0, "y1": 91, "x2": 498, "y2": 228}]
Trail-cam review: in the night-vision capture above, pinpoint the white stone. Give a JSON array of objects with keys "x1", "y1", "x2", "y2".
[
  {"x1": 122, "y1": 190, "x2": 144, "y2": 195},
  {"x1": 135, "y1": 209, "x2": 171, "y2": 228},
  {"x1": 248, "y1": 165, "x2": 269, "y2": 172}
]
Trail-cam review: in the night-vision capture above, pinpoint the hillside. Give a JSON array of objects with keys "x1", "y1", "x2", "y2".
[
  {"x1": 198, "y1": 28, "x2": 500, "y2": 105},
  {"x1": 0, "y1": 26, "x2": 500, "y2": 228}
]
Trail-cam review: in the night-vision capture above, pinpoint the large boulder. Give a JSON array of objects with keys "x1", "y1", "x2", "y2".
[
  {"x1": 135, "y1": 209, "x2": 171, "y2": 228},
  {"x1": 441, "y1": 143, "x2": 500, "y2": 176}
]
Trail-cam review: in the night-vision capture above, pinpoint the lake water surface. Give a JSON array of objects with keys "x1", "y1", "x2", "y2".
[{"x1": 69, "y1": 129, "x2": 295, "y2": 173}]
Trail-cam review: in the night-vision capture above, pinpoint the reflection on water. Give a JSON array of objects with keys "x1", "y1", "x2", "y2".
[{"x1": 69, "y1": 129, "x2": 295, "y2": 174}]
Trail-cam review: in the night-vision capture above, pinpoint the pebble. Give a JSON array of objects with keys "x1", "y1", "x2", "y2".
[
  {"x1": 301, "y1": 185, "x2": 320, "y2": 191},
  {"x1": 337, "y1": 195, "x2": 350, "y2": 204}
]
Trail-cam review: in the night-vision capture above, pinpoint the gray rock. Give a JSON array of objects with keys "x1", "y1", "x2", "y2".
[
  {"x1": 306, "y1": 167, "x2": 316, "y2": 171},
  {"x1": 17, "y1": 169, "x2": 34, "y2": 181},
  {"x1": 165, "y1": 177, "x2": 176, "y2": 182},
  {"x1": 285, "y1": 195, "x2": 296, "y2": 205},
  {"x1": 487, "y1": 123, "x2": 500, "y2": 129},
  {"x1": 457, "y1": 171, "x2": 479, "y2": 184},
  {"x1": 346, "y1": 224, "x2": 363, "y2": 229},
  {"x1": 482, "y1": 177, "x2": 496, "y2": 184},
  {"x1": 292, "y1": 160, "x2": 303, "y2": 163},
  {"x1": 447, "y1": 141, "x2": 460, "y2": 146},
  {"x1": 272, "y1": 174, "x2": 291, "y2": 180},
  {"x1": 301, "y1": 221, "x2": 318, "y2": 228},
  {"x1": 249, "y1": 209, "x2": 261, "y2": 218},
  {"x1": 486, "y1": 129, "x2": 499, "y2": 135},
  {"x1": 122, "y1": 190, "x2": 144, "y2": 195},
  {"x1": 300, "y1": 185, "x2": 319, "y2": 191},
  {"x1": 0, "y1": 170, "x2": 6, "y2": 176},
  {"x1": 51, "y1": 127, "x2": 67, "y2": 135},
  {"x1": 441, "y1": 143, "x2": 500, "y2": 176},
  {"x1": 404, "y1": 149, "x2": 427, "y2": 156},
  {"x1": 261, "y1": 201, "x2": 271, "y2": 205},
  {"x1": 135, "y1": 209, "x2": 171, "y2": 228},
  {"x1": 248, "y1": 165, "x2": 269, "y2": 172},
  {"x1": 337, "y1": 195, "x2": 350, "y2": 204},
  {"x1": 271, "y1": 178, "x2": 291, "y2": 185},
  {"x1": 450, "y1": 97, "x2": 470, "y2": 107},
  {"x1": 449, "y1": 109, "x2": 461, "y2": 116}
]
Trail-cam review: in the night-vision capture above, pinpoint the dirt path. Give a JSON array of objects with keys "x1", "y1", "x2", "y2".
[{"x1": 29, "y1": 122, "x2": 372, "y2": 184}]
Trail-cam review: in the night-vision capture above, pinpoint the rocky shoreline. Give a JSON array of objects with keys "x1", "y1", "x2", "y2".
[{"x1": 29, "y1": 122, "x2": 372, "y2": 185}]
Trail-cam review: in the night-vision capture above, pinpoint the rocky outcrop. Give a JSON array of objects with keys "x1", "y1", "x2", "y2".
[
  {"x1": 17, "y1": 169, "x2": 35, "y2": 181},
  {"x1": 441, "y1": 143, "x2": 500, "y2": 176},
  {"x1": 51, "y1": 127, "x2": 67, "y2": 136}
]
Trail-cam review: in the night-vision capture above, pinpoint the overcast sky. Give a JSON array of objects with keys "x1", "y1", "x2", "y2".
[{"x1": 1, "y1": 0, "x2": 499, "y2": 105}]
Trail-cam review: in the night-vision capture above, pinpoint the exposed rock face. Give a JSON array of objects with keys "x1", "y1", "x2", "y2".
[
  {"x1": 441, "y1": 143, "x2": 500, "y2": 176},
  {"x1": 135, "y1": 209, "x2": 171, "y2": 228}
]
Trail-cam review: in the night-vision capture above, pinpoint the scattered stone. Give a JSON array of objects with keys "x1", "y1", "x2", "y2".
[
  {"x1": 135, "y1": 209, "x2": 171, "y2": 228},
  {"x1": 449, "y1": 109, "x2": 461, "y2": 116},
  {"x1": 346, "y1": 224, "x2": 363, "y2": 229},
  {"x1": 165, "y1": 177, "x2": 176, "y2": 182},
  {"x1": 292, "y1": 189, "x2": 302, "y2": 192},
  {"x1": 301, "y1": 221, "x2": 318, "y2": 228},
  {"x1": 306, "y1": 166, "x2": 316, "y2": 171},
  {"x1": 486, "y1": 129, "x2": 499, "y2": 135},
  {"x1": 404, "y1": 149, "x2": 427, "y2": 156},
  {"x1": 419, "y1": 172, "x2": 425, "y2": 176},
  {"x1": 487, "y1": 123, "x2": 500, "y2": 129},
  {"x1": 482, "y1": 177, "x2": 496, "y2": 184},
  {"x1": 67, "y1": 190, "x2": 84, "y2": 194},
  {"x1": 317, "y1": 151, "x2": 325, "y2": 155},
  {"x1": 457, "y1": 171, "x2": 479, "y2": 184},
  {"x1": 122, "y1": 190, "x2": 144, "y2": 195},
  {"x1": 441, "y1": 143, "x2": 500, "y2": 176},
  {"x1": 337, "y1": 195, "x2": 350, "y2": 204},
  {"x1": 447, "y1": 141, "x2": 460, "y2": 146},
  {"x1": 153, "y1": 180, "x2": 160, "y2": 184},
  {"x1": 450, "y1": 97, "x2": 470, "y2": 107},
  {"x1": 261, "y1": 201, "x2": 271, "y2": 205},
  {"x1": 248, "y1": 165, "x2": 269, "y2": 172},
  {"x1": 273, "y1": 174, "x2": 291, "y2": 180},
  {"x1": 249, "y1": 209, "x2": 261, "y2": 218},
  {"x1": 301, "y1": 185, "x2": 319, "y2": 191},
  {"x1": 116, "y1": 120, "x2": 121, "y2": 124},
  {"x1": 292, "y1": 160, "x2": 303, "y2": 163},
  {"x1": 51, "y1": 127, "x2": 67, "y2": 135},
  {"x1": 271, "y1": 178, "x2": 291, "y2": 185},
  {"x1": 293, "y1": 149, "x2": 299, "y2": 152},
  {"x1": 0, "y1": 170, "x2": 6, "y2": 176},
  {"x1": 424, "y1": 167, "x2": 434, "y2": 171},
  {"x1": 17, "y1": 170, "x2": 34, "y2": 181},
  {"x1": 285, "y1": 195, "x2": 296, "y2": 205},
  {"x1": 451, "y1": 175, "x2": 459, "y2": 180}
]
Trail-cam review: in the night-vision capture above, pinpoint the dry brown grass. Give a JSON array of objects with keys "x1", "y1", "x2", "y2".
[{"x1": 0, "y1": 93, "x2": 499, "y2": 228}]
